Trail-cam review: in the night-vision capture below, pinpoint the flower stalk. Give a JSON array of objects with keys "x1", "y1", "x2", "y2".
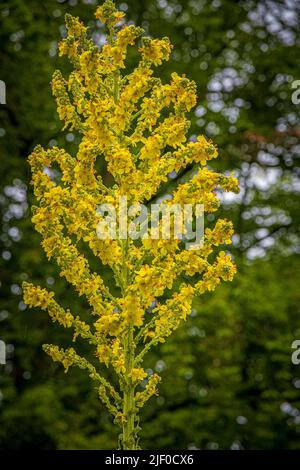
[{"x1": 22, "y1": 0, "x2": 239, "y2": 450}]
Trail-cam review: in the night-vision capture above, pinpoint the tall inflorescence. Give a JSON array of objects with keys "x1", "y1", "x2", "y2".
[{"x1": 23, "y1": 0, "x2": 239, "y2": 450}]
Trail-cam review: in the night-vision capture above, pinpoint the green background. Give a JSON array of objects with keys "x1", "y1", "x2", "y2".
[{"x1": 0, "y1": 0, "x2": 300, "y2": 449}]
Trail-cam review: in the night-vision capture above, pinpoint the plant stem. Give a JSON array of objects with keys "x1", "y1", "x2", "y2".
[
  {"x1": 120, "y1": 239, "x2": 138, "y2": 450},
  {"x1": 122, "y1": 325, "x2": 137, "y2": 449}
]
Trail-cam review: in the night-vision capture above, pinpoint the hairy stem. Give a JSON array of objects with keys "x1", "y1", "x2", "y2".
[
  {"x1": 122, "y1": 325, "x2": 137, "y2": 449},
  {"x1": 120, "y1": 239, "x2": 138, "y2": 450}
]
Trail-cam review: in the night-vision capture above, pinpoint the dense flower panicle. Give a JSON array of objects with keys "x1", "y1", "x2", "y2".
[
  {"x1": 139, "y1": 37, "x2": 173, "y2": 66},
  {"x1": 23, "y1": 0, "x2": 239, "y2": 445},
  {"x1": 135, "y1": 373, "x2": 161, "y2": 408},
  {"x1": 95, "y1": 0, "x2": 125, "y2": 27},
  {"x1": 173, "y1": 168, "x2": 239, "y2": 211}
]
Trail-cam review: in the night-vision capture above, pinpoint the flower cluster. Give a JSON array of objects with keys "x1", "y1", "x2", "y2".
[{"x1": 23, "y1": 0, "x2": 239, "y2": 450}]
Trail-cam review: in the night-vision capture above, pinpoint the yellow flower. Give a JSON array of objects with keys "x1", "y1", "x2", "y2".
[
  {"x1": 23, "y1": 283, "x2": 54, "y2": 310},
  {"x1": 129, "y1": 368, "x2": 147, "y2": 383},
  {"x1": 95, "y1": 0, "x2": 125, "y2": 27},
  {"x1": 121, "y1": 294, "x2": 144, "y2": 327},
  {"x1": 139, "y1": 37, "x2": 173, "y2": 66}
]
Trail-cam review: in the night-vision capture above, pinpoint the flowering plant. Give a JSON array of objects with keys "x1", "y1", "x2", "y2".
[{"x1": 23, "y1": 0, "x2": 239, "y2": 450}]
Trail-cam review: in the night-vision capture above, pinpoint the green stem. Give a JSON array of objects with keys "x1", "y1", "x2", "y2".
[
  {"x1": 122, "y1": 325, "x2": 137, "y2": 449},
  {"x1": 120, "y1": 239, "x2": 138, "y2": 450}
]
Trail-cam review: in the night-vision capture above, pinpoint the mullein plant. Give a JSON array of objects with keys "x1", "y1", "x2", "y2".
[{"x1": 23, "y1": 0, "x2": 239, "y2": 450}]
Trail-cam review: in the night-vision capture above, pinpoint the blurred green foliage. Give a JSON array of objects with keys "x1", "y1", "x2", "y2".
[{"x1": 0, "y1": 0, "x2": 300, "y2": 449}]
